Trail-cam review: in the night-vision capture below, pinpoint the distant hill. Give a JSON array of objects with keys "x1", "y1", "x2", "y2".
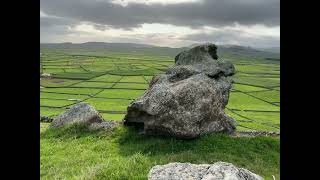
[
  {"x1": 257, "y1": 47, "x2": 280, "y2": 54},
  {"x1": 218, "y1": 45, "x2": 279, "y2": 59},
  {"x1": 40, "y1": 42, "x2": 184, "y2": 57},
  {"x1": 40, "y1": 42, "x2": 279, "y2": 59},
  {"x1": 41, "y1": 42, "x2": 156, "y2": 49},
  {"x1": 186, "y1": 43, "x2": 280, "y2": 59}
]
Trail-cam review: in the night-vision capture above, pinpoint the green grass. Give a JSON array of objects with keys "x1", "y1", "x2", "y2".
[
  {"x1": 40, "y1": 99, "x2": 74, "y2": 107},
  {"x1": 233, "y1": 75, "x2": 280, "y2": 87},
  {"x1": 227, "y1": 92, "x2": 280, "y2": 111},
  {"x1": 248, "y1": 91, "x2": 280, "y2": 103},
  {"x1": 108, "y1": 68, "x2": 162, "y2": 76},
  {"x1": 96, "y1": 89, "x2": 145, "y2": 99},
  {"x1": 112, "y1": 83, "x2": 148, "y2": 89},
  {"x1": 120, "y1": 76, "x2": 148, "y2": 83},
  {"x1": 143, "y1": 76, "x2": 154, "y2": 83},
  {"x1": 85, "y1": 98, "x2": 132, "y2": 111},
  {"x1": 40, "y1": 107, "x2": 65, "y2": 117},
  {"x1": 40, "y1": 79, "x2": 81, "y2": 87},
  {"x1": 40, "y1": 51, "x2": 280, "y2": 131},
  {"x1": 72, "y1": 82, "x2": 114, "y2": 88},
  {"x1": 40, "y1": 92, "x2": 89, "y2": 100},
  {"x1": 53, "y1": 72, "x2": 100, "y2": 79},
  {"x1": 41, "y1": 87, "x2": 101, "y2": 95},
  {"x1": 90, "y1": 74, "x2": 122, "y2": 82},
  {"x1": 232, "y1": 84, "x2": 267, "y2": 92},
  {"x1": 235, "y1": 64, "x2": 279, "y2": 74},
  {"x1": 40, "y1": 123, "x2": 279, "y2": 180},
  {"x1": 101, "y1": 113, "x2": 126, "y2": 121}
]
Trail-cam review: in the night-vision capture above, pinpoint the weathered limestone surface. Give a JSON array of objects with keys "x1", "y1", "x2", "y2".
[
  {"x1": 148, "y1": 162, "x2": 263, "y2": 180},
  {"x1": 124, "y1": 44, "x2": 236, "y2": 139}
]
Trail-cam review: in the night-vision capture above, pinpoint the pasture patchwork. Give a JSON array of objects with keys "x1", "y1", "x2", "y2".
[{"x1": 40, "y1": 51, "x2": 280, "y2": 132}]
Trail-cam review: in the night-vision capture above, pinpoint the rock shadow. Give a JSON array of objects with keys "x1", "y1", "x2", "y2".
[{"x1": 116, "y1": 126, "x2": 279, "y2": 160}]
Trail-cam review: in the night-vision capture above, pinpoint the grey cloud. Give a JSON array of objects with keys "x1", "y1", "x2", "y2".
[
  {"x1": 40, "y1": 0, "x2": 280, "y2": 47},
  {"x1": 40, "y1": 15, "x2": 78, "y2": 42},
  {"x1": 92, "y1": 24, "x2": 111, "y2": 31},
  {"x1": 40, "y1": 15, "x2": 77, "y2": 28},
  {"x1": 181, "y1": 29, "x2": 280, "y2": 48},
  {"x1": 40, "y1": 0, "x2": 279, "y2": 29}
]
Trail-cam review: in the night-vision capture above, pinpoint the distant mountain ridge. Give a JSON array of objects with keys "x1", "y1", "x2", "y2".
[
  {"x1": 40, "y1": 42, "x2": 279, "y2": 59},
  {"x1": 218, "y1": 45, "x2": 279, "y2": 59},
  {"x1": 257, "y1": 47, "x2": 280, "y2": 54},
  {"x1": 41, "y1": 42, "x2": 157, "y2": 49}
]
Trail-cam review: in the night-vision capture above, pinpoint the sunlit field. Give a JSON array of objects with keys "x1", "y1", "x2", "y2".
[
  {"x1": 40, "y1": 48, "x2": 280, "y2": 179},
  {"x1": 40, "y1": 49, "x2": 280, "y2": 132}
]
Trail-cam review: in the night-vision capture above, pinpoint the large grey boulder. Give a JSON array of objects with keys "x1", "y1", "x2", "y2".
[
  {"x1": 166, "y1": 61, "x2": 235, "y2": 81},
  {"x1": 148, "y1": 162, "x2": 263, "y2": 180},
  {"x1": 50, "y1": 102, "x2": 103, "y2": 128},
  {"x1": 124, "y1": 43, "x2": 236, "y2": 139}
]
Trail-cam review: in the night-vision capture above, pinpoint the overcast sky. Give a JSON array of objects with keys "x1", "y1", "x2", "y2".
[{"x1": 40, "y1": 0, "x2": 280, "y2": 48}]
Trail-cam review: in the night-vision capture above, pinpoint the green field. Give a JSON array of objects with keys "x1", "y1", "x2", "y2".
[
  {"x1": 40, "y1": 50, "x2": 280, "y2": 132},
  {"x1": 40, "y1": 48, "x2": 280, "y2": 179}
]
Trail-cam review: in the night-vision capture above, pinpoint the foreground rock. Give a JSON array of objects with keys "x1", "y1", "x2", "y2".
[
  {"x1": 148, "y1": 162, "x2": 263, "y2": 180},
  {"x1": 50, "y1": 102, "x2": 118, "y2": 129},
  {"x1": 124, "y1": 44, "x2": 236, "y2": 139}
]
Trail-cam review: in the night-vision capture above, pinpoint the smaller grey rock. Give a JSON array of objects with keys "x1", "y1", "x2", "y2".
[
  {"x1": 50, "y1": 102, "x2": 103, "y2": 128},
  {"x1": 148, "y1": 162, "x2": 263, "y2": 180},
  {"x1": 88, "y1": 121, "x2": 120, "y2": 131}
]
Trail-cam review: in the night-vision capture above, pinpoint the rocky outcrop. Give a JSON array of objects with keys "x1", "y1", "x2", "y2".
[
  {"x1": 148, "y1": 162, "x2": 263, "y2": 180},
  {"x1": 124, "y1": 44, "x2": 236, "y2": 139}
]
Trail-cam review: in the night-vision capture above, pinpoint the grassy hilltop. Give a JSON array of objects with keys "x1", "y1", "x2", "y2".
[{"x1": 40, "y1": 43, "x2": 280, "y2": 179}]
